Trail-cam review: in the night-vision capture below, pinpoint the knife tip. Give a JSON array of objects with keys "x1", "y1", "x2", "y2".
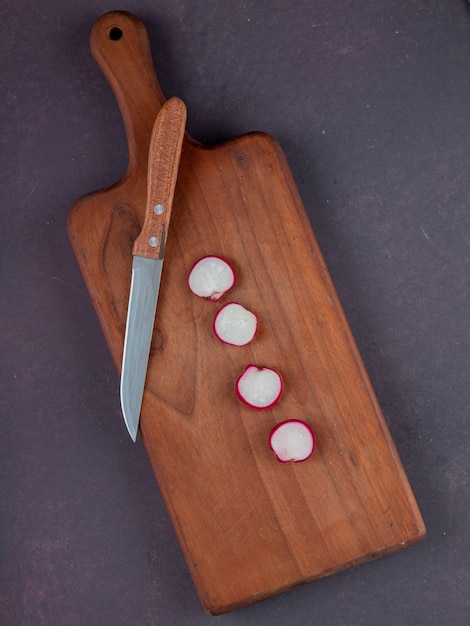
[
  {"x1": 124, "y1": 416, "x2": 138, "y2": 442},
  {"x1": 120, "y1": 394, "x2": 139, "y2": 442}
]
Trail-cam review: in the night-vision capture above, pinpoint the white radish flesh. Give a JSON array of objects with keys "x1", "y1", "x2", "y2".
[
  {"x1": 236, "y1": 365, "x2": 283, "y2": 409},
  {"x1": 188, "y1": 256, "x2": 235, "y2": 301},
  {"x1": 213, "y1": 303, "x2": 257, "y2": 346},
  {"x1": 269, "y1": 419, "x2": 315, "y2": 463}
]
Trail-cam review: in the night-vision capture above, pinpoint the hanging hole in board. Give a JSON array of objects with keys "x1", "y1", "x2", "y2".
[{"x1": 108, "y1": 26, "x2": 123, "y2": 41}]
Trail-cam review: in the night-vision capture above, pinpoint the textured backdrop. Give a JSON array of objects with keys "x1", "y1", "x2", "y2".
[{"x1": 1, "y1": 1, "x2": 469, "y2": 624}]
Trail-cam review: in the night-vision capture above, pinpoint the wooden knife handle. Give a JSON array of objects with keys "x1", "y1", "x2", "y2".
[
  {"x1": 132, "y1": 97, "x2": 187, "y2": 259},
  {"x1": 89, "y1": 11, "x2": 167, "y2": 175}
]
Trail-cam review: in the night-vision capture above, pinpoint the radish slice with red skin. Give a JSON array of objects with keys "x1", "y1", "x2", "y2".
[
  {"x1": 269, "y1": 419, "x2": 315, "y2": 463},
  {"x1": 236, "y1": 365, "x2": 283, "y2": 409},
  {"x1": 188, "y1": 256, "x2": 235, "y2": 301},
  {"x1": 213, "y1": 302, "x2": 257, "y2": 346}
]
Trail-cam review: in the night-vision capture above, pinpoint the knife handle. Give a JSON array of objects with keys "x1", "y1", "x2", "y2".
[
  {"x1": 89, "y1": 11, "x2": 166, "y2": 175},
  {"x1": 132, "y1": 97, "x2": 187, "y2": 259}
]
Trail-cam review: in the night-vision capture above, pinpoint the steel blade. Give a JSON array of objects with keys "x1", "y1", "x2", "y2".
[{"x1": 120, "y1": 255, "x2": 163, "y2": 441}]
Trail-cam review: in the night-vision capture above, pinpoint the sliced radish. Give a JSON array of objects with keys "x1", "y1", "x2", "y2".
[
  {"x1": 213, "y1": 302, "x2": 257, "y2": 346},
  {"x1": 236, "y1": 365, "x2": 283, "y2": 409},
  {"x1": 269, "y1": 419, "x2": 315, "y2": 463},
  {"x1": 188, "y1": 255, "x2": 235, "y2": 301}
]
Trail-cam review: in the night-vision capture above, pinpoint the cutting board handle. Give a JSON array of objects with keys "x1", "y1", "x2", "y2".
[{"x1": 89, "y1": 11, "x2": 167, "y2": 175}]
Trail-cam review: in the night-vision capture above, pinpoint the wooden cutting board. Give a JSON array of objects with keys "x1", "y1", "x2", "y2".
[{"x1": 67, "y1": 11, "x2": 425, "y2": 615}]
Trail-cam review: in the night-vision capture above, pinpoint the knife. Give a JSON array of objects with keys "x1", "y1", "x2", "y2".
[{"x1": 120, "y1": 97, "x2": 187, "y2": 441}]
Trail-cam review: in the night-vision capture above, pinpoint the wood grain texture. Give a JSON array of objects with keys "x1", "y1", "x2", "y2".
[
  {"x1": 133, "y1": 97, "x2": 186, "y2": 259},
  {"x1": 67, "y1": 11, "x2": 425, "y2": 615}
]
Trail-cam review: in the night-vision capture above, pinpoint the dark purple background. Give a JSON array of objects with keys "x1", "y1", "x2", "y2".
[{"x1": 1, "y1": 1, "x2": 469, "y2": 624}]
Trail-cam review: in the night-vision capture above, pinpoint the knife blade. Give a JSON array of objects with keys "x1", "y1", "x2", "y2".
[{"x1": 120, "y1": 97, "x2": 187, "y2": 441}]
